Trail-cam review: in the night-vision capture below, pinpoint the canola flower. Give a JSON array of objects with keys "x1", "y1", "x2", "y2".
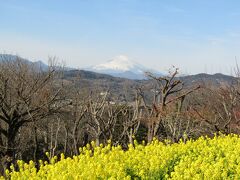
[{"x1": 2, "y1": 134, "x2": 240, "y2": 179}]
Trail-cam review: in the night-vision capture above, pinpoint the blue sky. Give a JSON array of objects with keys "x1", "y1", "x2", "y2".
[{"x1": 1, "y1": 0, "x2": 240, "y2": 74}]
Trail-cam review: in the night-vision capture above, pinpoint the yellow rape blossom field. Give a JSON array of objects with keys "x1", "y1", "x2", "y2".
[{"x1": 2, "y1": 134, "x2": 240, "y2": 179}]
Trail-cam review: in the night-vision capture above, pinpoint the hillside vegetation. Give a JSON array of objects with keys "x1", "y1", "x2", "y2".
[{"x1": 1, "y1": 55, "x2": 240, "y2": 178}]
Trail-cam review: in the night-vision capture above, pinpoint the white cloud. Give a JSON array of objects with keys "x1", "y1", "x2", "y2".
[
  {"x1": 207, "y1": 37, "x2": 226, "y2": 46},
  {"x1": 163, "y1": 5, "x2": 185, "y2": 13},
  {"x1": 228, "y1": 32, "x2": 240, "y2": 38},
  {"x1": 229, "y1": 12, "x2": 240, "y2": 17}
]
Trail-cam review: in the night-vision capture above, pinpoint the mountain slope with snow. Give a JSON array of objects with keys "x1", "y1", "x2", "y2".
[
  {"x1": 87, "y1": 55, "x2": 162, "y2": 79},
  {"x1": 92, "y1": 55, "x2": 145, "y2": 73}
]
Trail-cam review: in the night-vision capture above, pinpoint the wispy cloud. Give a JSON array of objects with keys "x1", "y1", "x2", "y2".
[
  {"x1": 207, "y1": 37, "x2": 226, "y2": 46},
  {"x1": 228, "y1": 32, "x2": 240, "y2": 38},
  {"x1": 163, "y1": 5, "x2": 185, "y2": 13},
  {"x1": 229, "y1": 12, "x2": 240, "y2": 17},
  {"x1": 2, "y1": 2, "x2": 27, "y2": 12}
]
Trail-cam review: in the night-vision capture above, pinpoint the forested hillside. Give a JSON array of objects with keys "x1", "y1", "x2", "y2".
[{"x1": 0, "y1": 56, "x2": 240, "y2": 177}]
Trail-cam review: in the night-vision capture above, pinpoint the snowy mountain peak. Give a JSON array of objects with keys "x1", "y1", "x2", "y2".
[
  {"x1": 92, "y1": 55, "x2": 144, "y2": 73},
  {"x1": 86, "y1": 55, "x2": 162, "y2": 80}
]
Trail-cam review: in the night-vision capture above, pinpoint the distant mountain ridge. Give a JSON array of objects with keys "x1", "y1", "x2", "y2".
[
  {"x1": 0, "y1": 54, "x2": 74, "y2": 71},
  {"x1": 0, "y1": 54, "x2": 237, "y2": 87},
  {"x1": 0, "y1": 54, "x2": 48, "y2": 71},
  {"x1": 65, "y1": 69, "x2": 236, "y2": 81},
  {"x1": 61, "y1": 69, "x2": 238, "y2": 103},
  {"x1": 179, "y1": 73, "x2": 237, "y2": 86}
]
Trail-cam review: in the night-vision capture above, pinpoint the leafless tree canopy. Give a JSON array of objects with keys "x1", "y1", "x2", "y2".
[{"x1": 0, "y1": 56, "x2": 65, "y2": 174}]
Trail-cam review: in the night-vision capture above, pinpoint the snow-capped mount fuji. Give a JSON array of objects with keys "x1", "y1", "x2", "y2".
[
  {"x1": 92, "y1": 55, "x2": 144, "y2": 73},
  {"x1": 87, "y1": 55, "x2": 162, "y2": 80}
]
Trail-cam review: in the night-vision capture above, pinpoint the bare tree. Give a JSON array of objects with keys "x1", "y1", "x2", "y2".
[
  {"x1": 192, "y1": 85, "x2": 240, "y2": 135},
  {"x1": 85, "y1": 91, "x2": 124, "y2": 146},
  {"x1": 144, "y1": 67, "x2": 200, "y2": 142},
  {"x1": 0, "y1": 56, "x2": 65, "y2": 174},
  {"x1": 70, "y1": 93, "x2": 88, "y2": 155},
  {"x1": 119, "y1": 89, "x2": 143, "y2": 145}
]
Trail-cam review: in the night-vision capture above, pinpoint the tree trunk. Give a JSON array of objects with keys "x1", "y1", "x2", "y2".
[
  {"x1": 96, "y1": 135, "x2": 100, "y2": 147},
  {"x1": 128, "y1": 128, "x2": 133, "y2": 145},
  {"x1": 147, "y1": 124, "x2": 154, "y2": 143},
  {"x1": 63, "y1": 125, "x2": 68, "y2": 155},
  {"x1": 33, "y1": 126, "x2": 38, "y2": 162}
]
